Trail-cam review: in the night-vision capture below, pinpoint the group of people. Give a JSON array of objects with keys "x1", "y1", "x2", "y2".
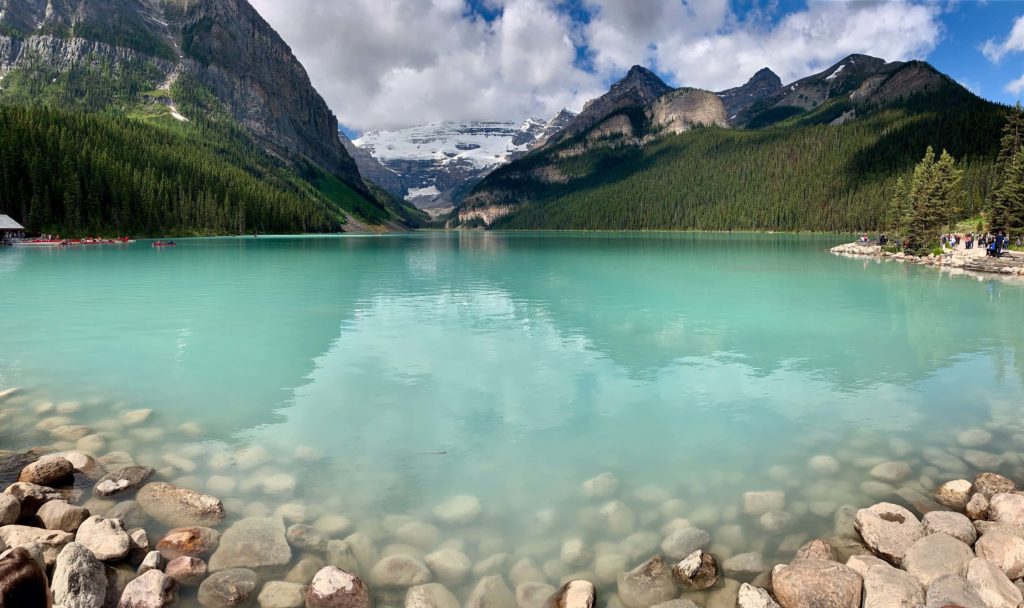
[{"x1": 941, "y1": 232, "x2": 1019, "y2": 257}]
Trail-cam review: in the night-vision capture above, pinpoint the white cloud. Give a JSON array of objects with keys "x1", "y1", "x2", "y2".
[
  {"x1": 982, "y1": 14, "x2": 1024, "y2": 62},
  {"x1": 1008, "y1": 72, "x2": 1024, "y2": 96},
  {"x1": 249, "y1": 0, "x2": 945, "y2": 133}
]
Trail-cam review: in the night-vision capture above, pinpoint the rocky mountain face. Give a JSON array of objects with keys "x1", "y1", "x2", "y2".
[
  {"x1": 0, "y1": 0, "x2": 380, "y2": 217},
  {"x1": 351, "y1": 110, "x2": 576, "y2": 209},
  {"x1": 455, "y1": 55, "x2": 987, "y2": 229},
  {"x1": 716, "y1": 67, "x2": 783, "y2": 124}
]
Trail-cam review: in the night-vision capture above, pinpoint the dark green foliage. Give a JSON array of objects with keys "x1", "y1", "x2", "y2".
[
  {"x1": 892, "y1": 147, "x2": 963, "y2": 253},
  {"x1": 989, "y1": 103, "x2": 1024, "y2": 233},
  {"x1": 746, "y1": 106, "x2": 805, "y2": 129},
  {"x1": 473, "y1": 88, "x2": 1005, "y2": 232},
  {"x1": 0, "y1": 105, "x2": 355, "y2": 236}
]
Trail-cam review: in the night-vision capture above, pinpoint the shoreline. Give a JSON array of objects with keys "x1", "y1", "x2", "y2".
[
  {"x1": 830, "y1": 241, "x2": 1024, "y2": 279},
  {"x1": 1, "y1": 387, "x2": 1024, "y2": 606}
]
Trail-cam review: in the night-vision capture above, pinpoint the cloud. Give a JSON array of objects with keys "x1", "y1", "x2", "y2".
[
  {"x1": 1008, "y1": 73, "x2": 1024, "y2": 96},
  {"x1": 982, "y1": 14, "x2": 1024, "y2": 62},
  {"x1": 249, "y1": 0, "x2": 945, "y2": 133}
]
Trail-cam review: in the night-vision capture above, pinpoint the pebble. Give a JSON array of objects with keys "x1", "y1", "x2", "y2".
[
  {"x1": 370, "y1": 555, "x2": 433, "y2": 588},
  {"x1": 808, "y1": 455, "x2": 840, "y2": 476},
  {"x1": 743, "y1": 491, "x2": 785, "y2": 516},
  {"x1": 165, "y1": 555, "x2": 207, "y2": 586},
  {"x1": 136, "y1": 482, "x2": 225, "y2": 527},
  {"x1": 934, "y1": 479, "x2": 973, "y2": 511},
  {"x1": 433, "y1": 495, "x2": 482, "y2": 525},
  {"x1": 198, "y1": 567, "x2": 260, "y2": 608},
  {"x1": 119, "y1": 570, "x2": 177, "y2": 608},
  {"x1": 582, "y1": 473, "x2": 620, "y2": 500},
  {"x1": 306, "y1": 566, "x2": 370, "y2": 608},
  {"x1": 258, "y1": 581, "x2": 307, "y2": 608},
  {"x1": 74, "y1": 515, "x2": 131, "y2": 562},
  {"x1": 425, "y1": 548, "x2": 472, "y2": 585},
  {"x1": 616, "y1": 555, "x2": 676, "y2": 608},
  {"x1": 560, "y1": 539, "x2": 591, "y2": 567},
  {"x1": 671, "y1": 550, "x2": 718, "y2": 590},
  {"x1": 156, "y1": 526, "x2": 221, "y2": 560},
  {"x1": 869, "y1": 461, "x2": 912, "y2": 483},
  {"x1": 466, "y1": 575, "x2": 517, "y2": 608},
  {"x1": 120, "y1": 409, "x2": 152, "y2": 426},
  {"x1": 208, "y1": 516, "x2": 292, "y2": 572},
  {"x1": 958, "y1": 429, "x2": 993, "y2": 448}
]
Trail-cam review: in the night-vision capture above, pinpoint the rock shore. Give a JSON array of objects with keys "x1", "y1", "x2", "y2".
[{"x1": 830, "y1": 242, "x2": 1024, "y2": 278}]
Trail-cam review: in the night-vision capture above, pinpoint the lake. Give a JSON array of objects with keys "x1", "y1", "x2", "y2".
[{"x1": 1, "y1": 232, "x2": 1023, "y2": 599}]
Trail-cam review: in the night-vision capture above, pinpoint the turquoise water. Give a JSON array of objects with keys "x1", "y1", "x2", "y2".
[{"x1": 2, "y1": 232, "x2": 1024, "y2": 585}]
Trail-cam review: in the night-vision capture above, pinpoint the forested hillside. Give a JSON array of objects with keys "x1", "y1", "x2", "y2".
[
  {"x1": 0, "y1": 0, "x2": 424, "y2": 235},
  {"x1": 458, "y1": 59, "x2": 1007, "y2": 232}
]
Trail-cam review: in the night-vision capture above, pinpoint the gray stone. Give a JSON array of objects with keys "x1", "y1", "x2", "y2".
[
  {"x1": 846, "y1": 554, "x2": 924, "y2": 608},
  {"x1": 854, "y1": 502, "x2": 926, "y2": 566},
  {"x1": 616, "y1": 556, "x2": 675, "y2": 608},
  {"x1": 975, "y1": 530, "x2": 1024, "y2": 579},
  {"x1": 967, "y1": 493, "x2": 991, "y2": 521},
  {"x1": 903, "y1": 533, "x2": 975, "y2": 587},
  {"x1": 258, "y1": 581, "x2": 307, "y2": 608},
  {"x1": 19, "y1": 455, "x2": 74, "y2": 486},
  {"x1": 974, "y1": 473, "x2": 1015, "y2": 499},
  {"x1": 4, "y1": 481, "x2": 63, "y2": 514},
  {"x1": 649, "y1": 601, "x2": 699, "y2": 608},
  {"x1": 923, "y1": 511, "x2": 978, "y2": 545},
  {"x1": 0, "y1": 524, "x2": 73, "y2": 566},
  {"x1": 425, "y1": 548, "x2": 472, "y2": 586},
  {"x1": 599, "y1": 501, "x2": 637, "y2": 537},
  {"x1": 370, "y1": 555, "x2": 433, "y2": 588},
  {"x1": 466, "y1": 576, "x2": 517, "y2": 608},
  {"x1": 77, "y1": 516, "x2": 131, "y2": 562},
  {"x1": 433, "y1": 495, "x2": 482, "y2": 524},
  {"x1": 966, "y1": 557, "x2": 1022, "y2": 608},
  {"x1": 737, "y1": 584, "x2": 780, "y2": 608},
  {"x1": 517, "y1": 582, "x2": 557, "y2": 608},
  {"x1": 286, "y1": 523, "x2": 328, "y2": 552},
  {"x1": 326, "y1": 539, "x2": 359, "y2": 572},
  {"x1": 37, "y1": 500, "x2": 90, "y2": 532},
  {"x1": 671, "y1": 550, "x2": 717, "y2": 590},
  {"x1": 582, "y1": 473, "x2": 620, "y2": 500},
  {"x1": 405, "y1": 583, "x2": 460, "y2": 608},
  {"x1": 286, "y1": 557, "x2": 324, "y2": 585},
  {"x1": 510, "y1": 558, "x2": 547, "y2": 587},
  {"x1": 396, "y1": 521, "x2": 441, "y2": 550},
  {"x1": 165, "y1": 556, "x2": 207, "y2": 586},
  {"x1": 0, "y1": 494, "x2": 19, "y2": 525},
  {"x1": 545, "y1": 580, "x2": 595, "y2": 608},
  {"x1": 344, "y1": 532, "x2": 378, "y2": 573},
  {"x1": 94, "y1": 467, "x2": 154, "y2": 498},
  {"x1": 772, "y1": 560, "x2": 862, "y2": 608},
  {"x1": 619, "y1": 531, "x2": 660, "y2": 562},
  {"x1": 305, "y1": 568, "x2": 366, "y2": 608},
  {"x1": 934, "y1": 480, "x2": 973, "y2": 511},
  {"x1": 870, "y1": 462, "x2": 912, "y2": 483},
  {"x1": 108, "y1": 501, "x2": 147, "y2": 529},
  {"x1": 561, "y1": 539, "x2": 591, "y2": 566},
  {"x1": 474, "y1": 553, "x2": 511, "y2": 577},
  {"x1": 659, "y1": 528, "x2": 710, "y2": 560},
  {"x1": 136, "y1": 482, "x2": 225, "y2": 527},
  {"x1": 208, "y1": 517, "x2": 292, "y2": 572},
  {"x1": 959, "y1": 429, "x2": 993, "y2": 448},
  {"x1": 795, "y1": 539, "x2": 835, "y2": 561},
  {"x1": 52, "y1": 542, "x2": 107, "y2": 608},
  {"x1": 722, "y1": 552, "x2": 766, "y2": 581},
  {"x1": 198, "y1": 568, "x2": 259, "y2": 607},
  {"x1": 118, "y1": 570, "x2": 177, "y2": 608},
  {"x1": 925, "y1": 574, "x2": 985, "y2": 608},
  {"x1": 760, "y1": 511, "x2": 795, "y2": 534},
  {"x1": 744, "y1": 491, "x2": 785, "y2": 516},
  {"x1": 138, "y1": 551, "x2": 163, "y2": 576},
  {"x1": 989, "y1": 494, "x2": 1024, "y2": 526}
]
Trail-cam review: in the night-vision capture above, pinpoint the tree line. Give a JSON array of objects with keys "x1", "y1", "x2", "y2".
[{"x1": 886, "y1": 103, "x2": 1024, "y2": 253}]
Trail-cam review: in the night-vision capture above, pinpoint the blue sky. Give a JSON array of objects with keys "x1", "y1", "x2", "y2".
[{"x1": 252, "y1": 0, "x2": 1024, "y2": 133}]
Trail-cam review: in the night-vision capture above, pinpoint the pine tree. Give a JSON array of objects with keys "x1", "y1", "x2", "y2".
[
  {"x1": 887, "y1": 176, "x2": 910, "y2": 236},
  {"x1": 903, "y1": 147, "x2": 963, "y2": 254},
  {"x1": 990, "y1": 104, "x2": 1024, "y2": 234}
]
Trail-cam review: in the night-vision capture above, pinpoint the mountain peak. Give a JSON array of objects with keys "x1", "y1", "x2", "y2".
[
  {"x1": 750, "y1": 68, "x2": 782, "y2": 88},
  {"x1": 615, "y1": 66, "x2": 673, "y2": 98}
]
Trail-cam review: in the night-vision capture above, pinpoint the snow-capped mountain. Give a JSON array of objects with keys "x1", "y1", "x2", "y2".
[{"x1": 350, "y1": 110, "x2": 575, "y2": 209}]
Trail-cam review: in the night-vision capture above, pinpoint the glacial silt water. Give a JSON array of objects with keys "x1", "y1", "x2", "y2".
[{"x1": 1, "y1": 232, "x2": 1023, "y2": 595}]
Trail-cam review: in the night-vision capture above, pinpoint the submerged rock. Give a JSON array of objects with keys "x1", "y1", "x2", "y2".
[
  {"x1": 660, "y1": 528, "x2": 710, "y2": 560},
  {"x1": 370, "y1": 555, "x2": 433, "y2": 588},
  {"x1": 37, "y1": 500, "x2": 90, "y2": 533},
  {"x1": 94, "y1": 466, "x2": 154, "y2": 498},
  {"x1": 136, "y1": 482, "x2": 224, "y2": 527},
  {"x1": 737, "y1": 584, "x2": 780, "y2": 608},
  {"x1": 722, "y1": 552, "x2": 766, "y2": 581},
  {"x1": 208, "y1": 517, "x2": 291, "y2": 572},
  {"x1": 743, "y1": 491, "x2": 785, "y2": 516},
  {"x1": 258, "y1": 581, "x2": 307, "y2": 608},
  {"x1": 425, "y1": 548, "x2": 472, "y2": 586},
  {"x1": 197, "y1": 568, "x2": 259, "y2": 608},
  {"x1": 433, "y1": 495, "x2": 482, "y2": 525},
  {"x1": 582, "y1": 473, "x2": 620, "y2": 500},
  {"x1": 517, "y1": 582, "x2": 557, "y2": 608},
  {"x1": 406, "y1": 583, "x2": 459, "y2": 608},
  {"x1": 467, "y1": 576, "x2": 517, "y2": 608},
  {"x1": 617, "y1": 556, "x2": 676, "y2": 608}
]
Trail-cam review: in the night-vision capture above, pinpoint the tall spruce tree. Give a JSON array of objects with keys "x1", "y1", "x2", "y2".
[
  {"x1": 989, "y1": 103, "x2": 1024, "y2": 233},
  {"x1": 900, "y1": 147, "x2": 963, "y2": 254}
]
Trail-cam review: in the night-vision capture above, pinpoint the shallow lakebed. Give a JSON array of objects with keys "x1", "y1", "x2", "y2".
[{"x1": 2, "y1": 232, "x2": 1024, "y2": 605}]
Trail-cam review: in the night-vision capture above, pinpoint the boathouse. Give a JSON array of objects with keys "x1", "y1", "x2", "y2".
[{"x1": 0, "y1": 214, "x2": 25, "y2": 244}]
